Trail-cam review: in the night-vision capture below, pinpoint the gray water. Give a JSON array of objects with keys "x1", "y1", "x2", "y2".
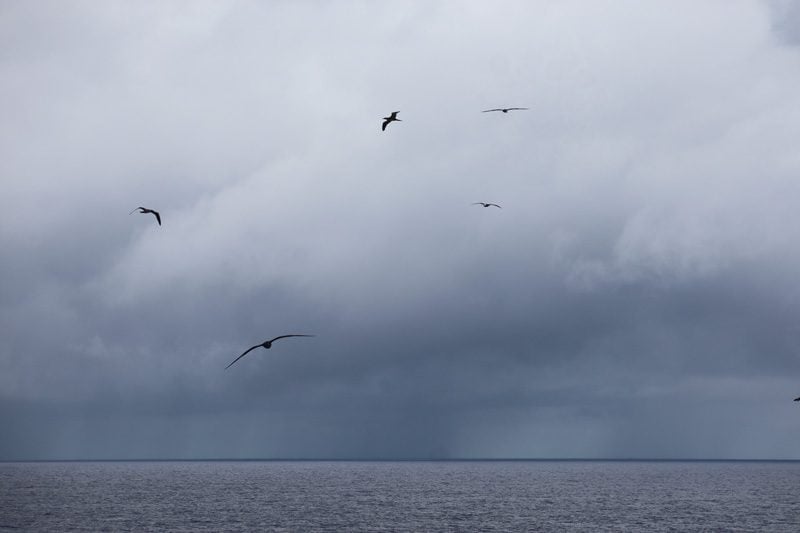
[{"x1": 1, "y1": 461, "x2": 798, "y2": 532}]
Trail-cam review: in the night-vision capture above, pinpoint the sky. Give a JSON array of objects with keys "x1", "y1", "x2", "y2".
[{"x1": 2, "y1": 0, "x2": 800, "y2": 460}]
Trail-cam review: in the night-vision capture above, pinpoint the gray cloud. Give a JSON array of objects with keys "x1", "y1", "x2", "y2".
[
  {"x1": 2, "y1": 1, "x2": 800, "y2": 460},
  {"x1": 768, "y1": 0, "x2": 800, "y2": 45}
]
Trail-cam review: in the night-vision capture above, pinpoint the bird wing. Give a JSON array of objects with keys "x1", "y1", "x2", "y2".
[
  {"x1": 268, "y1": 334, "x2": 315, "y2": 343},
  {"x1": 390, "y1": 111, "x2": 399, "y2": 118},
  {"x1": 225, "y1": 344, "x2": 260, "y2": 369},
  {"x1": 129, "y1": 207, "x2": 143, "y2": 215},
  {"x1": 153, "y1": 211, "x2": 161, "y2": 225},
  {"x1": 382, "y1": 119, "x2": 389, "y2": 131},
  {"x1": 508, "y1": 107, "x2": 529, "y2": 111},
  {"x1": 482, "y1": 109, "x2": 503, "y2": 113},
  {"x1": 472, "y1": 202, "x2": 484, "y2": 206},
  {"x1": 794, "y1": 396, "x2": 800, "y2": 401},
  {"x1": 489, "y1": 204, "x2": 502, "y2": 208}
]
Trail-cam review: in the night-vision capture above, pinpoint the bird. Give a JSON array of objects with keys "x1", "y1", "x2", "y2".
[
  {"x1": 382, "y1": 111, "x2": 401, "y2": 131},
  {"x1": 129, "y1": 207, "x2": 161, "y2": 226},
  {"x1": 225, "y1": 335, "x2": 314, "y2": 369},
  {"x1": 472, "y1": 202, "x2": 502, "y2": 208},
  {"x1": 482, "y1": 107, "x2": 529, "y2": 113},
  {"x1": 794, "y1": 396, "x2": 800, "y2": 401}
]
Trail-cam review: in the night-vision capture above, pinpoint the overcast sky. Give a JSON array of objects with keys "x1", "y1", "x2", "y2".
[{"x1": 2, "y1": 0, "x2": 800, "y2": 460}]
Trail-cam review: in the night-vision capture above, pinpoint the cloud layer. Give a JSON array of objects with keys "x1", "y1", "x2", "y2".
[{"x1": 2, "y1": 0, "x2": 800, "y2": 459}]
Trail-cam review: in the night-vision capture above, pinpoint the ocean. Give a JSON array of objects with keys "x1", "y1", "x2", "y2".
[{"x1": 1, "y1": 460, "x2": 798, "y2": 531}]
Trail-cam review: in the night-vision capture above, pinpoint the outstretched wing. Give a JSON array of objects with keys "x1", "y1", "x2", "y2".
[
  {"x1": 153, "y1": 211, "x2": 161, "y2": 226},
  {"x1": 268, "y1": 334, "x2": 315, "y2": 343},
  {"x1": 488, "y1": 203, "x2": 502, "y2": 208},
  {"x1": 382, "y1": 119, "x2": 389, "y2": 131},
  {"x1": 507, "y1": 107, "x2": 529, "y2": 111},
  {"x1": 129, "y1": 207, "x2": 143, "y2": 215},
  {"x1": 225, "y1": 344, "x2": 260, "y2": 369},
  {"x1": 482, "y1": 109, "x2": 503, "y2": 113}
]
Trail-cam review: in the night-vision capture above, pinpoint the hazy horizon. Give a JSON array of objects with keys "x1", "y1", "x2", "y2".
[{"x1": 4, "y1": 457, "x2": 800, "y2": 463}]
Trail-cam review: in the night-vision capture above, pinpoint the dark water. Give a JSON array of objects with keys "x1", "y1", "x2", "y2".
[{"x1": 1, "y1": 461, "x2": 799, "y2": 532}]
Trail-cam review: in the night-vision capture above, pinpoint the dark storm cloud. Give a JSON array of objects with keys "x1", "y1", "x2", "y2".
[{"x1": 2, "y1": 1, "x2": 800, "y2": 459}]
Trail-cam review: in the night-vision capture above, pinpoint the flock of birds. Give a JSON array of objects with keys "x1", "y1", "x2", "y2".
[
  {"x1": 130, "y1": 105, "x2": 799, "y2": 400},
  {"x1": 129, "y1": 107, "x2": 528, "y2": 368}
]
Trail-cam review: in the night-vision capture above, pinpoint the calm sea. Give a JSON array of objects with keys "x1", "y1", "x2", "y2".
[{"x1": 1, "y1": 460, "x2": 798, "y2": 532}]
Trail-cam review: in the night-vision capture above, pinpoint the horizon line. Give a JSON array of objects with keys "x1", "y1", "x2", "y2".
[{"x1": 3, "y1": 457, "x2": 800, "y2": 463}]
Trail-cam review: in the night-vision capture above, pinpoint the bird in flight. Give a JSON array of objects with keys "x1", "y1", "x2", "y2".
[
  {"x1": 482, "y1": 107, "x2": 529, "y2": 113},
  {"x1": 473, "y1": 202, "x2": 502, "y2": 208},
  {"x1": 382, "y1": 111, "x2": 401, "y2": 131},
  {"x1": 794, "y1": 396, "x2": 800, "y2": 402},
  {"x1": 129, "y1": 207, "x2": 161, "y2": 226},
  {"x1": 225, "y1": 335, "x2": 314, "y2": 369}
]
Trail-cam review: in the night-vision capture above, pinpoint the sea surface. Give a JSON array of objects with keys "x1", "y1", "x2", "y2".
[{"x1": 1, "y1": 460, "x2": 799, "y2": 532}]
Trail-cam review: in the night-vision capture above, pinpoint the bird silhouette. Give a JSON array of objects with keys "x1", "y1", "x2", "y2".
[
  {"x1": 472, "y1": 202, "x2": 502, "y2": 208},
  {"x1": 482, "y1": 107, "x2": 529, "y2": 113},
  {"x1": 129, "y1": 207, "x2": 161, "y2": 226},
  {"x1": 382, "y1": 111, "x2": 401, "y2": 131},
  {"x1": 225, "y1": 335, "x2": 314, "y2": 369},
  {"x1": 794, "y1": 396, "x2": 800, "y2": 402}
]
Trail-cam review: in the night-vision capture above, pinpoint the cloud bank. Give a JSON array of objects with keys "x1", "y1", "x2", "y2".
[{"x1": 2, "y1": 0, "x2": 800, "y2": 459}]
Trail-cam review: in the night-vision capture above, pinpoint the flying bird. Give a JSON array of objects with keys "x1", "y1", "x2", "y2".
[
  {"x1": 482, "y1": 107, "x2": 529, "y2": 113},
  {"x1": 472, "y1": 202, "x2": 502, "y2": 208},
  {"x1": 129, "y1": 207, "x2": 161, "y2": 226},
  {"x1": 382, "y1": 111, "x2": 401, "y2": 131},
  {"x1": 794, "y1": 396, "x2": 800, "y2": 401},
  {"x1": 225, "y1": 335, "x2": 314, "y2": 369}
]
